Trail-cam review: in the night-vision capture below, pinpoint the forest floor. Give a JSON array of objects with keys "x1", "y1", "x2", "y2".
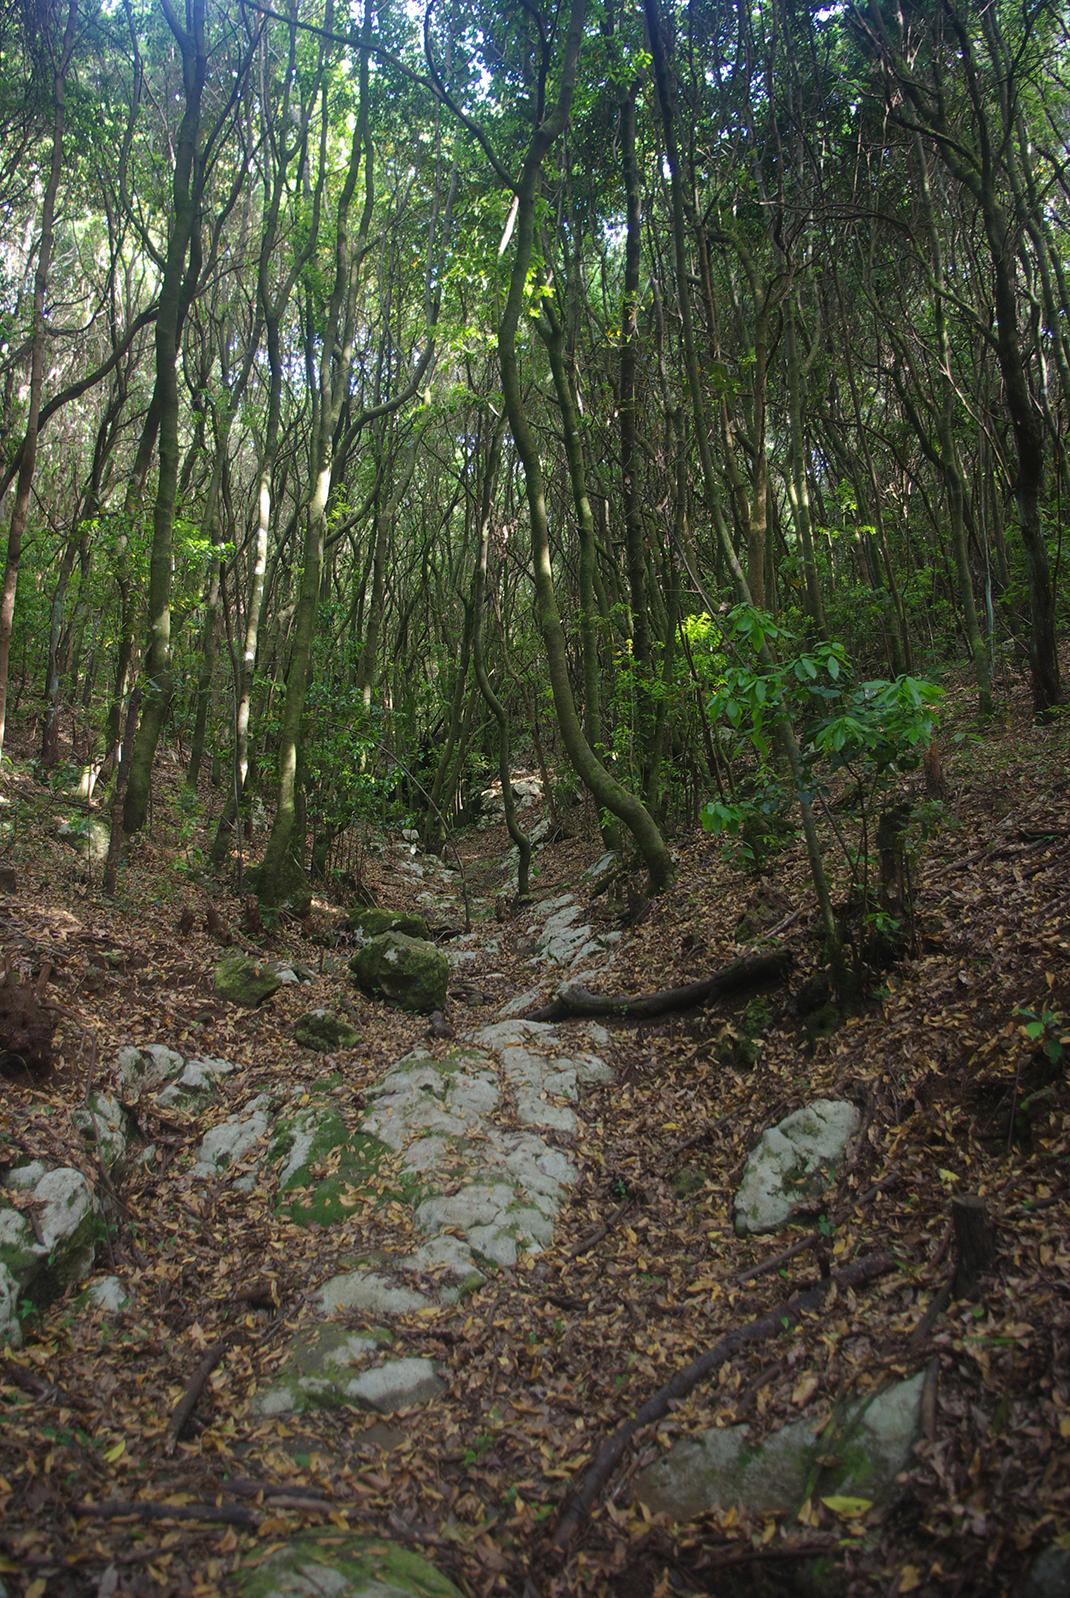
[{"x1": 1, "y1": 667, "x2": 1068, "y2": 1598}]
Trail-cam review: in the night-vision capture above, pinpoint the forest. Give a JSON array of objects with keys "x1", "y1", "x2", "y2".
[{"x1": 0, "y1": 0, "x2": 1068, "y2": 1593}]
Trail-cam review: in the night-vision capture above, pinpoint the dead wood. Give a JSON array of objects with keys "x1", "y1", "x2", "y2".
[
  {"x1": 164, "y1": 1336, "x2": 231, "y2": 1453},
  {"x1": 566, "y1": 1197, "x2": 637, "y2": 1259},
  {"x1": 909, "y1": 1194, "x2": 998, "y2": 1346},
  {"x1": 524, "y1": 949, "x2": 792, "y2": 1024},
  {"x1": 550, "y1": 1251, "x2": 893, "y2": 1550},
  {"x1": 76, "y1": 1499, "x2": 259, "y2": 1528}
]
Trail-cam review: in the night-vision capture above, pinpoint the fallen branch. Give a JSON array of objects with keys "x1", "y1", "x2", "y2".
[
  {"x1": 525, "y1": 949, "x2": 792, "y2": 1024},
  {"x1": 165, "y1": 1336, "x2": 231, "y2": 1454},
  {"x1": 551, "y1": 1251, "x2": 893, "y2": 1550},
  {"x1": 567, "y1": 1197, "x2": 636, "y2": 1259},
  {"x1": 76, "y1": 1499, "x2": 259, "y2": 1528}
]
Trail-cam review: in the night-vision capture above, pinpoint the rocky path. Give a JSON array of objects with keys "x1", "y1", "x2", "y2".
[
  {"x1": 2, "y1": 804, "x2": 648, "y2": 1596},
  {"x1": 4, "y1": 759, "x2": 1068, "y2": 1598}
]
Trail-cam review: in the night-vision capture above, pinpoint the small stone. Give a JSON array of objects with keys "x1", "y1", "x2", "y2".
[
  {"x1": 35, "y1": 1167, "x2": 96, "y2": 1254},
  {"x1": 214, "y1": 954, "x2": 282, "y2": 1007},
  {"x1": 344, "y1": 1357, "x2": 443, "y2": 1412},
  {"x1": 86, "y1": 1275, "x2": 129, "y2": 1312},
  {"x1": 822, "y1": 1372, "x2": 925, "y2": 1497},
  {"x1": 155, "y1": 1055, "x2": 237, "y2": 1111},
  {"x1": 72, "y1": 1091, "x2": 130, "y2": 1170},
  {"x1": 400, "y1": 1235, "x2": 485, "y2": 1288},
  {"x1": 293, "y1": 1009, "x2": 361, "y2": 1053},
  {"x1": 194, "y1": 1099, "x2": 272, "y2": 1177},
  {"x1": 57, "y1": 815, "x2": 110, "y2": 862},
  {"x1": 734, "y1": 1099, "x2": 861, "y2": 1235},
  {"x1": 252, "y1": 1324, "x2": 384, "y2": 1416},
  {"x1": 116, "y1": 1043, "x2": 185, "y2": 1097},
  {"x1": 0, "y1": 1262, "x2": 21, "y2": 1347},
  {"x1": 497, "y1": 988, "x2": 542, "y2": 1019},
  {"x1": 4, "y1": 1162, "x2": 47, "y2": 1191}
]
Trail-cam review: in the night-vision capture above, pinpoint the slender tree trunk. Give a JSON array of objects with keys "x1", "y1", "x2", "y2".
[
  {"x1": 124, "y1": 0, "x2": 207, "y2": 831},
  {"x1": 471, "y1": 426, "x2": 532, "y2": 897},
  {"x1": 495, "y1": 0, "x2": 672, "y2": 891},
  {"x1": 645, "y1": 0, "x2": 843, "y2": 976},
  {"x1": 0, "y1": 0, "x2": 78, "y2": 757}
]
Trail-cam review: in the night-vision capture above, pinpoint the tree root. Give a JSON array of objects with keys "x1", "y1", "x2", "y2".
[
  {"x1": 550, "y1": 1250, "x2": 893, "y2": 1551},
  {"x1": 524, "y1": 948, "x2": 792, "y2": 1024}
]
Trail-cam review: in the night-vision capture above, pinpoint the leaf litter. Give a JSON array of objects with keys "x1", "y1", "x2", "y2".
[{"x1": 0, "y1": 681, "x2": 1067, "y2": 1596}]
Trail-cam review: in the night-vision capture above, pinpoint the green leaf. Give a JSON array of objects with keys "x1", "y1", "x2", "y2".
[{"x1": 821, "y1": 1496, "x2": 872, "y2": 1519}]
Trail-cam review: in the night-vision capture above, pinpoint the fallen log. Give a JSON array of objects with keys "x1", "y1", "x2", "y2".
[
  {"x1": 524, "y1": 948, "x2": 792, "y2": 1024},
  {"x1": 551, "y1": 1250, "x2": 893, "y2": 1550},
  {"x1": 165, "y1": 1335, "x2": 232, "y2": 1454}
]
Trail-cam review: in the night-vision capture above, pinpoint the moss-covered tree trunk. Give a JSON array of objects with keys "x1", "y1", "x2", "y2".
[{"x1": 496, "y1": 0, "x2": 673, "y2": 892}]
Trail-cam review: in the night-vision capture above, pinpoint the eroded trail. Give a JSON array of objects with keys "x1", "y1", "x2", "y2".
[{"x1": 2, "y1": 736, "x2": 1069, "y2": 1598}]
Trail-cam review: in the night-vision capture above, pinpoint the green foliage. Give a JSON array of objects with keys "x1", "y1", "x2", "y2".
[
  {"x1": 810, "y1": 675, "x2": 943, "y2": 772},
  {"x1": 699, "y1": 606, "x2": 943, "y2": 902},
  {"x1": 1016, "y1": 1006, "x2": 1067, "y2": 1068}
]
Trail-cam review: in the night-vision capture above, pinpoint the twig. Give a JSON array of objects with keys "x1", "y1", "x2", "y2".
[
  {"x1": 730, "y1": 1231, "x2": 820, "y2": 1286},
  {"x1": 567, "y1": 1198, "x2": 636, "y2": 1259},
  {"x1": 76, "y1": 1500, "x2": 259, "y2": 1528}
]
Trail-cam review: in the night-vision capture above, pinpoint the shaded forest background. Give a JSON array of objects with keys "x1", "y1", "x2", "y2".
[{"x1": 0, "y1": 0, "x2": 1067, "y2": 927}]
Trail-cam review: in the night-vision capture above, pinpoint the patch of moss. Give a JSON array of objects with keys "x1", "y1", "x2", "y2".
[
  {"x1": 270, "y1": 1105, "x2": 348, "y2": 1187},
  {"x1": 238, "y1": 1531, "x2": 463, "y2": 1598},
  {"x1": 672, "y1": 1165, "x2": 708, "y2": 1199},
  {"x1": 348, "y1": 907, "x2": 430, "y2": 941},
  {"x1": 273, "y1": 1111, "x2": 424, "y2": 1227}
]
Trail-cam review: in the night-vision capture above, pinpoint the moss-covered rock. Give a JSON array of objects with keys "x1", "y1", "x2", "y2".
[
  {"x1": 269, "y1": 1101, "x2": 396, "y2": 1226},
  {"x1": 237, "y1": 1531, "x2": 462, "y2": 1597},
  {"x1": 351, "y1": 932, "x2": 449, "y2": 1014},
  {"x1": 293, "y1": 1008, "x2": 361, "y2": 1053},
  {"x1": 0, "y1": 1166, "x2": 102, "y2": 1341},
  {"x1": 214, "y1": 954, "x2": 281, "y2": 1007},
  {"x1": 634, "y1": 1372, "x2": 924, "y2": 1528},
  {"x1": 71, "y1": 1090, "x2": 132, "y2": 1171},
  {"x1": 348, "y1": 907, "x2": 430, "y2": 941}
]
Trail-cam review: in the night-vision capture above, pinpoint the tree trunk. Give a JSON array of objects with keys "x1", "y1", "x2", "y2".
[
  {"x1": 496, "y1": 0, "x2": 673, "y2": 893},
  {"x1": 0, "y1": 0, "x2": 78, "y2": 757},
  {"x1": 123, "y1": 0, "x2": 207, "y2": 832}
]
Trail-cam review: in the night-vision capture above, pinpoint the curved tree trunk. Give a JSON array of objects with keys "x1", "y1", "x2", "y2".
[
  {"x1": 0, "y1": 0, "x2": 78, "y2": 758},
  {"x1": 496, "y1": 0, "x2": 673, "y2": 893},
  {"x1": 123, "y1": 0, "x2": 207, "y2": 832}
]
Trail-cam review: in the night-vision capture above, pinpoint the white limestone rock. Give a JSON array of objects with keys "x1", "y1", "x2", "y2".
[
  {"x1": 72, "y1": 1090, "x2": 130, "y2": 1171},
  {"x1": 317, "y1": 1269, "x2": 430, "y2": 1319},
  {"x1": 86, "y1": 1275, "x2": 130, "y2": 1312},
  {"x1": 344, "y1": 1357, "x2": 443, "y2": 1412},
  {"x1": 193, "y1": 1097, "x2": 272, "y2": 1178},
  {"x1": 0, "y1": 1262, "x2": 21, "y2": 1346},
  {"x1": 734, "y1": 1099, "x2": 862, "y2": 1235}
]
